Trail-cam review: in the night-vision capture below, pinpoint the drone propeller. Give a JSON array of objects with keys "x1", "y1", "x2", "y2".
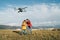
[{"x1": 22, "y1": 7, "x2": 27, "y2": 9}]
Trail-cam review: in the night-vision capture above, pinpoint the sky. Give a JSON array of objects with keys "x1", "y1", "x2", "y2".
[{"x1": 0, "y1": 0, "x2": 60, "y2": 26}]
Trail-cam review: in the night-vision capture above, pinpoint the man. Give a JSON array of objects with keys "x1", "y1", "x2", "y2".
[{"x1": 26, "y1": 19, "x2": 32, "y2": 34}]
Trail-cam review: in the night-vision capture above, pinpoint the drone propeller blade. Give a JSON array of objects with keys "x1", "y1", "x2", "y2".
[
  {"x1": 14, "y1": 7, "x2": 17, "y2": 10},
  {"x1": 22, "y1": 7, "x2": 27, "y2": 9},
  {"x1": 24, "y1": 7, "x2": 27, "y2": 8}
]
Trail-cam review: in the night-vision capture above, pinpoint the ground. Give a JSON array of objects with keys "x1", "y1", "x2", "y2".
[{"x1": 0, "y1": 29, "x2": 60, "y2": 40}]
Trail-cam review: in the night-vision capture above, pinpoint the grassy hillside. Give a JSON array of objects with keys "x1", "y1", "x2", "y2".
[{"x1": 0, "y1": 29, "x2": 60, "y2": 40}]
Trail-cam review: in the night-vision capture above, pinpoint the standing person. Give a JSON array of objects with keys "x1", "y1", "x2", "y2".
[
  {"x1": 21, "y1": 20, "x2": 27, "y2": 35},
  {"x1": 26, "y1": 19, "x2": 32, "y2": 34}
]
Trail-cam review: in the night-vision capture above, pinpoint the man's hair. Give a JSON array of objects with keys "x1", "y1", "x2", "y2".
[{"x1": 26, "y1": 19, "x2": 29, "y2": 20}]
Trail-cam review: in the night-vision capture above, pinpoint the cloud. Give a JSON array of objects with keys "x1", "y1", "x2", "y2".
[
  {"x1": 0, "y1": 3, "x2": 60, "y2": 26},
  {"x1": 4, "y1": 23, "x2": 20, "y2": 26}
]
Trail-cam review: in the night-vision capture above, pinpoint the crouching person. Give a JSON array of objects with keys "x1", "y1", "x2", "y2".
[
  {"x1": 21, "y1": 20, "x2": 27, "y2": 35},
  {"x1": 26, "y1": 19, "x2": 32, "y2": 34}
]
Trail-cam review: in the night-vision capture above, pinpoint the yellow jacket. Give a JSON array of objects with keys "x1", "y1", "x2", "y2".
[{"x1": 21, "y1": 21, "x2": 27, "y2": 30}]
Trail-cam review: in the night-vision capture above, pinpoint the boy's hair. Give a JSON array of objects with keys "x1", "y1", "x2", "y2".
[
  {"x1": 24, "y1": 20, "x2": 26, "y2": 21},
  {"x1": 23, "y1": 20, "x2": 26, "y2": 23}
]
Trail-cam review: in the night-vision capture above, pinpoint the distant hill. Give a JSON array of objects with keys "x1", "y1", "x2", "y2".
[
  {"x1": 0, "y1": 25, "x2": 38, "y2": 29},
  {"x1": 0, "y1": 25, "x2": 60, "y2": 29},
  {"x1": 0, "y1": 25, "x2": 20, "y2": 29}
]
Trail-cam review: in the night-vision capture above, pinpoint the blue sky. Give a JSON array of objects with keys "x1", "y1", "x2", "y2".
[
  {"x1": 0, "y1": 0, "x2": 60, "y2": 7},
  {"x1": 0, "y1": 0, "x2": 60, "y2": 26}
]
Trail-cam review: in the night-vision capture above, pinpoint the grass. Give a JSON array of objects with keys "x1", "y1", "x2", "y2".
[{"x1": 0, "y1": 29, "x2": 60, "y2": 40}]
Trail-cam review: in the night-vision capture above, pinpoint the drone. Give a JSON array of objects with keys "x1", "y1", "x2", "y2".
[{"x1": 14, "y1": 7, "x2": 27, "y2": 13}]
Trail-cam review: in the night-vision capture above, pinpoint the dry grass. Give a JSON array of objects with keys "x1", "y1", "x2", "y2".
[{"x1": 0, "y1": 29, "x2": 60, "y2": 40}]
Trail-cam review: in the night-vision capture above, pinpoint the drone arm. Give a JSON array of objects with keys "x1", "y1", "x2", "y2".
[{"x1": 22, "y1": 7, "x2": 27, "y2": 9}]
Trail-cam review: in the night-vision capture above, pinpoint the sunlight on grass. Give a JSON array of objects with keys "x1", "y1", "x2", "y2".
[{"x1": 0, "y1": 30, "x2": 60, "y2": 40}]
